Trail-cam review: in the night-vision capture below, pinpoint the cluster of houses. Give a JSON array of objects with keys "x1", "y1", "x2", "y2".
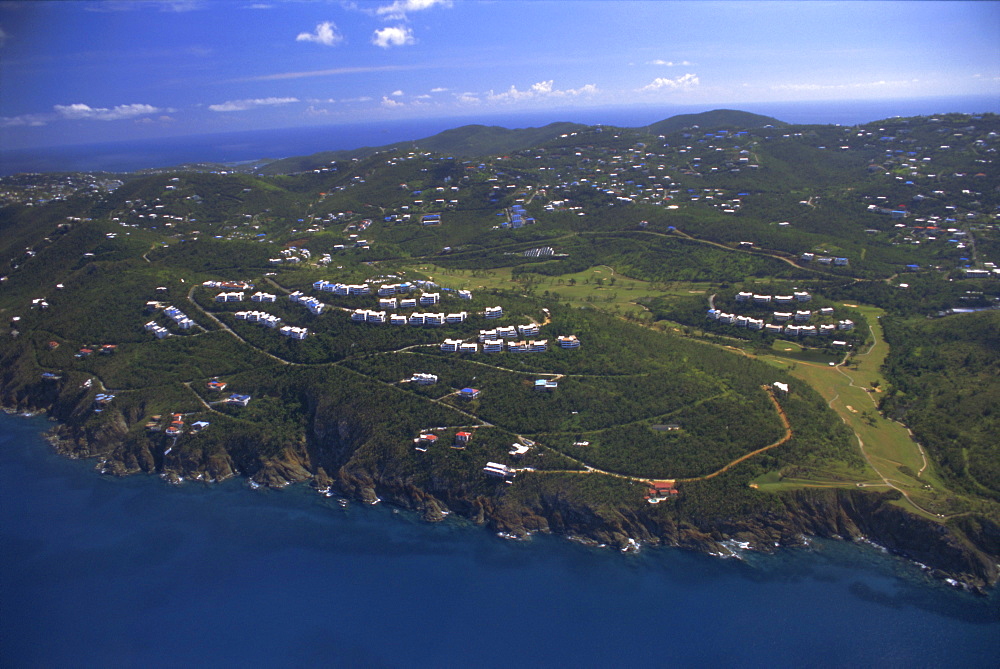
[
  {"x1": 800, "y1": 253, "x2": 849, "y2": 266},
  {"x1": 143, "y1": 305, "x2": 196, "y2": 338},
  {"x1": 288, "y1": 291, "x2": 325, "y2": 315},
  {"x1": 708, "y1": 308, "x2": 854, "y2": 338},
  {"x1": 351, "y1": 309, "x2": 468, "y2": 326},
  {"x1": 501, "y1": 204, "x2": 533, "y2": 229},
  {"x1": 203, "y1": 280, "x2": 253, "y2": 291},
  {"x1": 440, "y1": 333, "x2": 581, "y2": 354},
  {"x1": 234, "y1": 310, "x2": 283, "y2": 328},
  {"x1": 413, "y1": 429, "x2": 473, "y2": 452}
]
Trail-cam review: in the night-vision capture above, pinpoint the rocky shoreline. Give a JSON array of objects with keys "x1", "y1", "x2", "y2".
[{"x1": 6, "y1": 395, "x2": 999, "y2": 593}]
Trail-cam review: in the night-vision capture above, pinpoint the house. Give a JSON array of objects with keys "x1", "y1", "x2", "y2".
[
  {"x1": 419, "y1": 292, "x2": 440, "y2": 306},
  {"x1": 483, "y1": 462, "x2": 514, "y2": 479},
  {"x1": 411, "y1": 373, "x2": 438, "y2": 385},
  {"x1": 351, "y1": 309, "x2": 368, "y2": 322},
  {"x1": 446, "y1": 312, "x2": 468, "y2": 324},
  {"x1": 764, "y1": 324, "x2": 783, "y2": 334},
  {"x1": 834, "y1": 257, "x2": 849, "y2": 267},
  {"x1": 819, "y1": 324, "x2": 836, "y2": 336},
  {"x1": 453, "y1": 431, "x2": 472, "y2": 448},
  {"x1": 390, "y1": 315, "x2": 407, "y2": 325},
  {"x1": 518, "y1": 323, "x2": 540, "y2": 336},
  {"x1": 794, "y1": 310, "x2": 812, "y2": 322},
  {"x1": 774, "y1": 295, "x2": 794, "y2": 305},
  {"x1": 460, "y1": 388, "x2": 481, "y2": 399},
  {"x1": 100, "y1": 344, "x2": 117, "y2": 355},
  {"x1": 409, "y1": 313, "x2": 426, "y2": 326},
  {"x1": 735, "y1": 291, "x2": 753, "y2": 303},
  {"x1": 838, "y1": 319, "x2": 855, "y2": 331},
  {"x1": 528, "y1": 339, "x2": 548, "y2": 352},
  {"x1": 440, "y1": 339, "x2": 461, "y2": 352},
  {"x1": 800, "y1": 252, "x2": 815, "y2": 262},
  {"x1": 225, "y1": 393, "x2": 251, "y2": 407},
  {"x1": 794, "y1": 291, "x2": 812, "y2": 302},
  {"x1": 424, "y1": 313, "x2": 444, "y2": 326},
  {"x1": 484, "y1": 306, "x2": 503, "y2": 319},
  {"x1": 496, "y1": 326, "x2": 517, "y2": 338},
  {"x1": 414, "y1": 433, "x2": 438, "y2": 451},
  {"x1": 534, "y1": 379, "x2": 558, "y2": 391},
  {"x1": 483, "y1": 339, "x2": 503, "y2": 353},
  {"x1": 832, "y1": 340, "x2": 848, "y2": 348},
  {"x1": 772, "y1": 381, "x2": 789, "y2": 393},
  {"x1": 819, "y1": 307, "x2": 835, "y2": 316},
  {"x1": 366, "y1": 310, "x2": 386, "y2": 324},
  {"x1": 206, "y1": 379, "x2": 227, "y2": 392},
  {"x1": 400, "y1": 298, "x2": 418, "y2": 309},
  {"x1": 251, "y1": 292, "x2": 276, "y2": 303},
  {"x1": 459, "y1": 342, "x2": 479, "y2": 354},
  {"x1": 557, "y1": 335, "x2": 581, "y2": 349},
  {"x1": 507, "y1": 340, "x2": 528, "y2": 353},
  {"x1": 458, "y1": 290, "x2": 472, "y2": 300},
  {"x1": 753, "y1": 294, "x2": 772, "y2": 304},
  {"x1": 379, "y1": 298, "x2": 398, "y2": 310}
]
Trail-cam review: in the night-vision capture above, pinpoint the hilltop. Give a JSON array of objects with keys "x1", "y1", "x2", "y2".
[{"x1": 1, "y1": 110, "x2": 998, "y2": 589}]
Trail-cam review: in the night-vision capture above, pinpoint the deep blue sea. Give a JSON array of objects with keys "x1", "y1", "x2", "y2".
[
  {"x1": 2, "y1": 95, "x2": 998, "y2": 176},
  {"x1": 2, "y1": 412, "x2": 998, "y2": 668}
]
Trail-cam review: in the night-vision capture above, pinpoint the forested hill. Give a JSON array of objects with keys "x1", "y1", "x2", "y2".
[
  {"x1": 257, "y1": 110, "x2": 784, "y2": 175},
  {"x1": 644, "y1": 109, "x2": 785, "y2": 135},
  {"x1": 2, "y1": 110, "x2": 999, "y2": 589},
  {"x1": 257, "y1": 121, "x2": 589, "y2": 175}
]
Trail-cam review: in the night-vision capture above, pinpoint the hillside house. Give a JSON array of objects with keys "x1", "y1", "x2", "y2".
[
  {"x1": 414, "y1": 433, "x2": 438, "y2": 451},
  {"x1": 774, "y1": 295, "x2": 794, "y2": 305},
  {"x1": 764, "y1": 324, "x2": 783, "y2": 334},
  {"x1": 534, "y1": 379, "x2": 558, "y2": 391},
  {"x1": 459, "y1": 342, "x2": 479, "y2": 354},
  {"x1": 518, "y1": 323, "x2": 540, "y2": 336},
  {"x1": 424, "y1": 313, "x2": 445, "y2": 326},
  {"x1": 366, "y1": 310, "x2": 386, "y2": 324},
  {"x1": 557, "y1": 335, "x2": 581, "y2": 348},
  {"x1": 484, "y1": 306, "x2": 503, "y2": 319},
  {"x1": 483, "y1": 339, "x2": 503, "y2": 353},
  {"x1": 280, "y1": 326, "x2": 308, "y2": 339},
  {"x1": 251, "y1": 292, "x2": 276, "y2": 303},
  {"x1": 351, "y1": 309, "x2": 368, "y2": 322},
  {"x1": 440, "y1": 339, "x2": 461, "y2": 352},
  {"x1": 794, "y1": 310, "x2": 812, "y2": 322},
  {"x1": 735, "y1": 291, "x2": 753, "y2": 303},
  {"x1": 460, "y1": 388, "x2": 481, "y2": 399},
  {"x1": 446, "y1": 312, "x2": 468, "y2": 323},
  {"x1": 419, "y1": 292, "x2": 440, "y2": 306},
  {"x1": 794, "y1": 291, "x2": 812, "y2": 302},
  {"x1": 458, "y1": 290, "x2": 472, "y2": 300},
  {"x1": 838, "y1": 319, "x2": 855, "y2": 331},
  {"x1": 225, "y1": 393, "x2": 251, "y2": 407},
  {"x1": 483, "y1": 462, "x2": 514, "y2": 479},
  {"x1": 411, "y1": 373, "x2": 438, "y2": 385},
  {"x1": 496, "y1": 326, "x2": 518, "y2": 338},
  {"x1": 453, "y1": 431, "x2": 472, "y2": 448},
  {"x1": 206, "y1": 379, "x2": 227, "y2": 392},
  {"x1": 390, "y1": 315, "x2": 407, "y2": 325},
  {"x1": 753, "y1": 294, "x2": 772, "y2": 304},
  {"x1": 400, "y1": 298, "x2": 418, "y2": 309},
  {"x1": 379, "y1": 298, "x2": 398, "y2": 310}
]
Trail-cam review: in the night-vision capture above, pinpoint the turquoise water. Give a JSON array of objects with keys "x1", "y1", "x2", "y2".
[{"x1": 2, "y1": 411, "x2": 998, "y2": 667}]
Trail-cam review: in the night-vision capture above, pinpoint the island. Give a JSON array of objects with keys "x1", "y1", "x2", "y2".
[{"x1": 2, "y1": 109, "x2": 998, "y2": 590}]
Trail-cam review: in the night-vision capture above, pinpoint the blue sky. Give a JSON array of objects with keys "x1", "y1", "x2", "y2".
[{"x1": 2, "y1": 0, "x2": 998, "y2": 149}]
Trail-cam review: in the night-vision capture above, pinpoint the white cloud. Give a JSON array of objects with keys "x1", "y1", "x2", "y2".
[
  {"x1": 455, "y1": 92, "x2": 481, "y2": 105},
  {"x1": 639, "y1": 73, "x2": 700, "y2": 91},
  {"x1": 0, "y1": 26, "x2": 8, "y2": 48},
  {"x1": 430, "y1": 87, "x2": 448, "y2": 93},
  {"x1": 3, "y1": 102, "x2": 166, "y2": 127},
  {"x1": 648, "y1": 59, "x2": 693, "y2": 67},
  {"x1": 296, "y1": 21, "x2": 343, "y2": 46},
  {"x1": 372, "y1": 25, "x2": 414, "y2": 48},
  {"x1": 305, "y1": 105, "x2": 329, "y2": 116},
  {"x1": 390, "y1": 90, "x2": 404, "y2": 96},
  {"x1": 487, "y1": 80, "x2": 599, "y2": 103},
  {"x1": 381, "y1": 96, "x2": 404, "y2": 108},
  {"x1": 55, "y1": 103, "x2": 165, "y2": 121},
  {"x1": 415, "y1": 94, "x2": 431, "y2": 99},
  {"x1": 770, "y1": 79, "x2": 913, "y2": 92},
  {"x1": 376, "y1": 0, "x2": 451, "y2": 20},
  {"x1": 208, "y1": 97, "x2": 299, "y2": 112}
]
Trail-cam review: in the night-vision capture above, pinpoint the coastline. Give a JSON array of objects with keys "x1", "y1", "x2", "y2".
[{"x1": 6, "y1": 389, "x2": 997, "y2": 593}]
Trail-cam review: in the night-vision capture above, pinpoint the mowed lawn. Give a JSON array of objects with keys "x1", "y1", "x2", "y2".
[
  {"x1": 757, "y1": 304, "x2": 965, "y2": 518},
  {"x1": 408, "y1": 263, "x2": 715, "y2": 317}
]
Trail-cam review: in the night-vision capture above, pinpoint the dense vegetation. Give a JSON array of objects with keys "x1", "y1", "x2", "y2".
[{"x1": 1, "y1": 109, "x2": 998, "y2": 573}]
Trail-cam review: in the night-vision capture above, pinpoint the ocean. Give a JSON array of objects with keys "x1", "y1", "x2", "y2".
[
  {"x1": 2, "y1": 95, "x2": 997, "y2": 176},
  {"x1": 2, "y1": 411, "x2": 998, "y2": 668}
]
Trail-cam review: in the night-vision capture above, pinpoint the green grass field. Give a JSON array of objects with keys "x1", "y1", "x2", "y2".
[{"x1": 752, "y1": 304, "x2": 973, "y2": 518}]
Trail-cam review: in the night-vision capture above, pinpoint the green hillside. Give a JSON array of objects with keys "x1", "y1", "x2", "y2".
[{"x1": 2, "y1": 109, "x2": 999, "y2": 586}]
